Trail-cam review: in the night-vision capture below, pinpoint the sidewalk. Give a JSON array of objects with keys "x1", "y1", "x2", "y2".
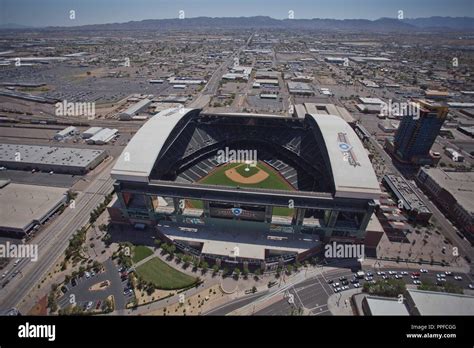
[{"x1": 327, "y1": 288, "x2": 361, "y2": 315}]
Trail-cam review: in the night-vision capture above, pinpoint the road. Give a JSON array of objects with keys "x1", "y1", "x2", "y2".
[
  {"x1": 368, "y1": 137, "x2": 474, "y2": 262},
  {"x1": 0, "y1": 160, "x2": 115, "y2": 313},
  {"x1": 222, "y1": 263, "x2": 474, "y2": 316}
]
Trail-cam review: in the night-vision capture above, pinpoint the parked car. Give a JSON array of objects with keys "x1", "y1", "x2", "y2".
[
  {"x1": 469, "y1": 284, "x2": 474, "y2": 289},
  {"x1": 376, "y1": 271, "x2": 386, "y2": 276},
  {"x1": 420, "y1": 269, "x2": 428, "y2": 273},
  {"x1": 327, "y1": 279, "x2": 334, "y2": 284},
  {"x1": 71, "y1": 278, "x2": 77, "y2": 287},
  {"x1": 412, "y1": 272, "x2": 421, "y2": 277},
  {"x1": 445, "y1": 271, "x2": 453, "y2": 276},
  {"x1": 413, "y1": 280, "x2": 421, "y2": 285},
  {"x1": 85, "y1": 272, "x2": 91, "y2": 279},
  {"x1": 400, "y1": 271, "x2": 408, "y2": 275},
  {"x1": 454, "y1": 276, "x2": 463, "y2": 281},
  {"x1": 353, "y1": 283, "x2": 361, "y2": 288},
  {"x1": 86, "y1": 301, "x2": 93, "y2": 310},
  {"x1": 96, "y1": 300, "x2": 102, "y2": 309},
  {"x1": 339, "y1": 276, "x2": 347, "y2": 281}
]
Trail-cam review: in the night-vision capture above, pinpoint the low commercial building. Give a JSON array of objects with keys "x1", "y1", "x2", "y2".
[
  {"x1": 86, "y1": 128, "x2": 118, "y2": 145},
  {"x1": 53, "y1": 126, "x2": 79, "y2": 141},
  {"x1": 416, "y1": 168, "x2": 473, "y2": 237},
  {"x1": 0, "y1": 182, "x2": 68, "y2": 235},
  {"x1": 287, "y1": 82, "x2": 314, "y2": 95},
  {"x1": 81, "y1": 127, "x2": 103, "y2": 139},
  {"x1": 382, "y1": 174, "x2": 432, "y2": 222},
  {"x1": 118, "y1": 98, "x2": 152, "y2": 120},
  {"x1": 361, "y1": 296, "x2": 410, "y2": 316},
  {"x1": 0, "y1": 143, "x2": 106, "y2": 174},
  {"x1": 406, "y1": 289, "x2": 474, "y2": 315}
]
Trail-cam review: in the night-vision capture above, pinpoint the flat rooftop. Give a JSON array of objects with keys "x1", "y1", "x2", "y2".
[
  {"x1": 383, "y1": 174, "x2": 431, "y2": 214},
  {"x1": 408, "y1": 289, "x2": 474, "y2": 315},
  {"x1": 158, "y1": 220, "x2": 319, "y2": 260},
  {"x1": 0, "y1": 143, "x2": 105, "y2": 168},
  {"x1": 365, "y1": 296, "x2": 410, "y2": 315},
  {"x1": 419, "y1": 168, "x2": 474, "y2": 213},
  {"x1": 0, "y1": 183, "x2": 67, "y2": 232}
]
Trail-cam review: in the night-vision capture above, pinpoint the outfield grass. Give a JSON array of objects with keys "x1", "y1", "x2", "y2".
[
  {"x1": 136, "y1": 257, "x2": 197, "y2": 290},
  {"x1": 132, "y1": 245, "x2": 154, "y2": 264}
]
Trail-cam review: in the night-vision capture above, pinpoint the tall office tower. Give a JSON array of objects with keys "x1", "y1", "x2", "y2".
[{"x1": 393, "y1": 99, "x2": 448, "y2": 165}]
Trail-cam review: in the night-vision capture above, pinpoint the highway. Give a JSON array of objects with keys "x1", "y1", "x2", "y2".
[{"x1": 0, "y1": 160, "x2": 115, "y2": 313}]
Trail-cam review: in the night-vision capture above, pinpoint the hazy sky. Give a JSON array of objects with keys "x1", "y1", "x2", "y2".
[{"x1": 1, "y1": 0, "x2": 473, "y2": 27}]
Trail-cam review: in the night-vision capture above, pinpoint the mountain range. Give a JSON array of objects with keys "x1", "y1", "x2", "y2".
[{"x1": 1, "y1": 16, "x2": 473, "y2": 32}]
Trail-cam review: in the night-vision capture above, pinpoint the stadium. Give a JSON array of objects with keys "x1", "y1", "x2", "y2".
[{"x1": 109, "y1": 108, "x2": 381, "y2": 267}]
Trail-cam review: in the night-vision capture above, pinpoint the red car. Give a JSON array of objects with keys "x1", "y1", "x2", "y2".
[{"x1": 412, "y1": 272, "x2": 420, "y2": 277}]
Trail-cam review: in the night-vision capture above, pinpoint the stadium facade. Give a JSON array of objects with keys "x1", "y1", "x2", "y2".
[{"x1": 109, "y1": 108, "x2": 380, "y2": 265}]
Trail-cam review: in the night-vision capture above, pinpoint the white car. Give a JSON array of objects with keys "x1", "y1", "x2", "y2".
[
  {"x1": 454, "y1": 276, "x2": 463, "y2": 281},
  {"x1": 411, "y1": 275, "x2": 419, "y2": 279},
  {"x1": 364, "y1": 276, "x2": 373, "y2": 281},
  {"x1": 445, "y1": 271, "x2": 453, "y2": 276},
  {"x1": 400, "y1": 271, "x2": 408, "y2": 275},
  {"x1": 85, "y1": 272, "x2": 91, "y2": 279},
  {"x1": 332, "y1": 282, "x2": 340, "y2": 288},
  {"x1": 388, "y1": 271, "x2": 397, "y2": 275},
  {"x1": 341, "y1": 286, "x2": 349, "y2": 291},
  {"x1": 376, "y1": 271, "x2": 385, "y2": 276},
  {"x1": 395, "y1": 275, "x2": 402, "y2": 279},
  {"x1": 353, "y1": 283, "x2": 361, "y2": 288},
  {"x1": 383, "y1": 275, "x2": 389, "y2": 280},
  {"x1": 420, "y1": 269, "x2": 428, "y2": 273},
  {"x1": 336, "y1": 287, "x2": 341, "y2": 292},
  {"x1": 413, "y1": 280, "x2": 421, "y2": 285},
  {"x1": 469, "y1": 284, "x2": 474, "y2": 289},
  {"x1": 86, "y1": 301, "x2": 93, "y2": 310},
  {"x1": 436, "y1": 273, "x2": 446, "y2": 278},
  {"x1": 333, "y1": 288, "x2": 339, "y2": 293}
]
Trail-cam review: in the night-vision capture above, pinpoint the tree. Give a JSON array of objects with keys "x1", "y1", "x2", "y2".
[
  {"x1": 200, "y1": 261, "x2": 209, "y2": 273},
  {"x1": 233, "y1": 267, "x2": 241, "y2": 279}
]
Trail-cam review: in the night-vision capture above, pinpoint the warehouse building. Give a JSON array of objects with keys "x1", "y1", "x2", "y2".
[
  {"x1": 118, "y1": 98, "x2": 152, "y2": 120},
  {"x1": 287, "y1": 82, "x2": 314, "y2": 95},
  {"x1": 86, "y1": 128, "x2": 118, "y2": 145},
  {"x1": 82, "y1": 127, "x2": 103, "y2": 139},
  {"x1": 53, "y1": 126, "x2": 79, "y2": 141},
  {"x1": 0, "y1": 143, "x2": 106, "y2": 174},
  {"x1": 0, "y1": 181, "x2": 68, "y2": 236}
]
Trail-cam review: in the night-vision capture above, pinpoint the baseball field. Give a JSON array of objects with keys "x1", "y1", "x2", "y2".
[{"x1": 187, "y1": 162, "x2": 295, "y2": 216}]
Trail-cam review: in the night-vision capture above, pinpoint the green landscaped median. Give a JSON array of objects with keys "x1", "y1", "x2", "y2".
[
  {"x1": 136, "y1": 257, "x2": 198, "y2": 290},
  {"x1": 132, "y1": 245, "x2": 154, "y2": 264}
]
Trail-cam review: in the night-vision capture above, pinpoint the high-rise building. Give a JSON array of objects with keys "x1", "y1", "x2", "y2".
[{"x1": 392, "y1": 99, "x2": 448, "y2": 165}]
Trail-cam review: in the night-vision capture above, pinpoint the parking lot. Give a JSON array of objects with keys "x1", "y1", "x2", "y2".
[{"x1": 56, "y1": 259, "x2": 131, "y2": 313}]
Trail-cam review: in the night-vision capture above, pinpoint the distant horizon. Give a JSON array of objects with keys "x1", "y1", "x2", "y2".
[
  {"x1": 1, "y1": 0, "x2": 472, "y2": 27},
  {"x1": 2, "y1": 15, "x2": 474, "y2": 29}
]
